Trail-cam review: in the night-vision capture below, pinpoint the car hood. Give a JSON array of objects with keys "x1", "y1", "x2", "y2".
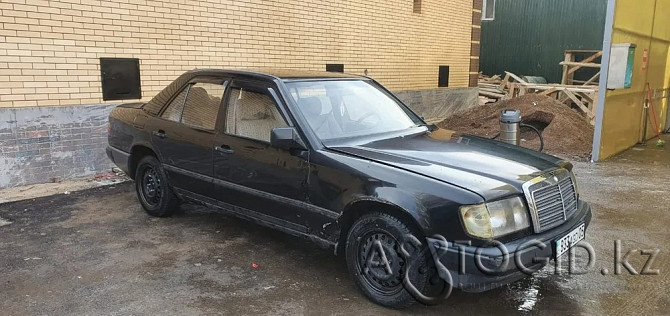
[{"x1": 326, "y1": 129, "x2": 566, "y2": 200}]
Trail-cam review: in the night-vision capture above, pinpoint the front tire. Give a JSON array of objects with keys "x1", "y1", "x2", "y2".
[
  {"x1": 345, "y1": 212, "x2": 433, "y2": 308},
  {"x1": 135, "y1": 155, "x2": 179, "y2": 217}
]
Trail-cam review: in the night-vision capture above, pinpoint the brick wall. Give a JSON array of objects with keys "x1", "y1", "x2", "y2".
[
  {"x1": 0, "y1": 0, "x2": 474, "y2": 108},
  {"x1": 0, "y1": 0, "x2": 477, "y2": 188},
  {"x1": 0, "y1": 104, "x2": 113, "y2": 187}
]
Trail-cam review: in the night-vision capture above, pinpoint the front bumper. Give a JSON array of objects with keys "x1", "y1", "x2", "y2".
[{"x1": 427, "y1": 200, "x2": 592, "y2": 292}]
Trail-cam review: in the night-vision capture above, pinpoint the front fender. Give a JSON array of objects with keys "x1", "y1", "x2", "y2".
[
  {"x1": 312, "y1": 149, "x2": 485, "y2": 248},
  {"x1": 343, "y1": 187, "x2": 432, "y2": 233}
]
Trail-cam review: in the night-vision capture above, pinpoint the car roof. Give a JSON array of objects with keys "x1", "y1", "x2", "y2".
[
  {"x1": 185, "y1": 68, "x2": 364, "y2": 80},
  {"x1": 142, "y1": 68, "x2": 366, "y2": 115}
]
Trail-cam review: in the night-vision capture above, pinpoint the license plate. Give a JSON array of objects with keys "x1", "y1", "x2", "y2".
[{"x1": 555, "y1": 223, "x2": 585, "y2": 258}]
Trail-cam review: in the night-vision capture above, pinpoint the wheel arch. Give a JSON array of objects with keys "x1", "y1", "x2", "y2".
[
  {"x1": 128, "y1": 144, "x2": 158, "y2": 180},
  {"x1": 335, "y1": 196, "x2": 431, "y2": 256}
]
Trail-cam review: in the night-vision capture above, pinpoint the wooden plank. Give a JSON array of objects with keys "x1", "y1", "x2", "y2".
[
  {"x1": 524, "y1": 83, "x2": 598, "y2": 90},
  {"x1": 479, "y1": 87, "x2": 505, "y2": 94},
  {"x1": 518, "y1": 85, "x2": 597, "y2": 93},
  {"x1": 521, "y1": 83, "x2": 598, "y2": 89},
  {"x1": 540, "y1": 88, "x2": 558, "y2": 96},
  {"x1": 508, "y1": 82, "x2": 517, "y2": 98},
  {"x1": 561, "y1": 51, "x2": 574, "y2": 85},
  {"x1": 561, "y1": 51, "x2": 602, "y2": 83},
  {"x1": 563, "y1": 90, "x2": 591, "y2": 116},
  {"x1": 505, "y1": 71, "x2": 527, "y2": 84},
  {"x1": 562, "y1": 51, "x2": 603, "y2": 77},
  {"x1": 581, "y1": 51, "x2": 603, "y2": 64},
  {"x1": 479, "y1": 96, "x2": 496, "y2": 106},
  {"x1": 479, "y1": 90, "x2": 505, "y2": 99},
  {"x1": 572, "y1": 80, "x2": 599, "y2": 85},
  {"x1": 560, "y1": 61, "x2": 601, "y2": 68},
  {"x1": 580, "y1": 92, "x2": 594, "y2": 104},
  {"x1": 582, "y1": 71, "x2": 601, "y2": 86},
  {"x1": 565, "y1": 49, "x2": 602, "y2": 54},
  {"x1": 478, "y1": 83, "x2": 503, "y2": 89},
  {"x1": 499, "y1": 73, "x2": 510, "y2": 91}
]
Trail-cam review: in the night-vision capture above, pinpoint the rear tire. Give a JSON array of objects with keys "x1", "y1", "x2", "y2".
[
  {"x1": 134, "y1": 155, "x2": 179, "y2": 217},
  {"x1": 345, "y1": 212, "x2": 434, "y2": 308}
]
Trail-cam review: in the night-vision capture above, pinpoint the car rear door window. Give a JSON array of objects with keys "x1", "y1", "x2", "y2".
[
  {"x1": 225, "y1": 86, "x2": 287, "y2": 142},
  {"x1": 182, "y1": 82, "x2": 226, "y2": 130},
  {"x1": 161, "y1": 88, "x2": 188, "y2": 122}
]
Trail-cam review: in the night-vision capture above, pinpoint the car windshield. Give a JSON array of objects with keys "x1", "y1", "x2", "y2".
[{"x1": 285, "y1": 80, "x2": 422, "y2": 140}]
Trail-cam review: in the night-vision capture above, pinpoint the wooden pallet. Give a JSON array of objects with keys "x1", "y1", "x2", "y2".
[{"x1": 502, "y1": 71, "x2": 598, "y2": 124}]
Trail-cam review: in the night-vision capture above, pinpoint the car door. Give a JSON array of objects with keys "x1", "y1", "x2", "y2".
[
  {"x1": 148, "y1": 77, "x2": 227, "y2": 198},
  {"x1": 212, "y1": 79, "x2": 310, "y2": 230}
]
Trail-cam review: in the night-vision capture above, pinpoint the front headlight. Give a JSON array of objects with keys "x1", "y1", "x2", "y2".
[
  {"x1": 460, "y1": 197, "x2": 530, "y2": 239},
  {"x1": 486, "y1": 197, "x2": 531, "y2": 237},
  {"x1": 460, "y1": 204, "x2": 492, "y2": 238}
]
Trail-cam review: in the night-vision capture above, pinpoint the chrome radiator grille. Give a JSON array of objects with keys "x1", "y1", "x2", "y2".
[{"x1": 523, "y1": 169, "x2": 578, "y2": 232}]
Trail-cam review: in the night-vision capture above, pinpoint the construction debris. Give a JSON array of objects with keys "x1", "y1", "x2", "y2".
[
  {"x1": 478, "y1": 73, "x2": 506, "y2": 105},
  {"x1": 477, "y1": 71, "x2": 599, "y2": 124},
  {"x1": 477, "y1": 50, "x2": 603, "y2": 124},
  {"x1": 439, "y1": 94, "x2": 594, "y2": 160}
]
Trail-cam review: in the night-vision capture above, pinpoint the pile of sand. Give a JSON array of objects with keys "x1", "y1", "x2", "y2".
[{"x1": 438, "y1": 94, "x2": 594, "y2": 160}]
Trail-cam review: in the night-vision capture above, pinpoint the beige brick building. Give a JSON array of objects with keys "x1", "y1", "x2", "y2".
[{"x1": 0, "y1": 0, "x2": 481, "y2": 187}]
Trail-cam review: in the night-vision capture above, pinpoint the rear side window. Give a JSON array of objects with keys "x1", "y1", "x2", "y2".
[
  {"x1": 161, "y1": 88, "x2": 188, "y2": 122},
  {"x1": 182, "y1": 82, "x2": 226, "y2": 130},
  {"x1": 160, "y1": 81, "x2": 226, "y2": 130}
]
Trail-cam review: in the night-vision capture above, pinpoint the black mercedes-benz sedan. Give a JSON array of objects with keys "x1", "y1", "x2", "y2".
[{"x1": 107, "y1": 69, "x2": 591, "y2": 307}]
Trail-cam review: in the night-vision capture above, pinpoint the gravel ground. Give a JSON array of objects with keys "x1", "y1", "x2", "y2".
[{"x1": 0, "y1": 137, "x2": 668, "y2": 315}]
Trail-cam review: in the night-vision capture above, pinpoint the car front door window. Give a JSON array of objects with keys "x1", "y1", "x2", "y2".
[{"x1": 225, "y1": 87, "x2": 288, "y2": 142}]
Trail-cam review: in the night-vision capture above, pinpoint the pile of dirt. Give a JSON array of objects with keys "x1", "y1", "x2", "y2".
[{"x1": 438, "y1": 94, "x2": 594, "y2": 160}]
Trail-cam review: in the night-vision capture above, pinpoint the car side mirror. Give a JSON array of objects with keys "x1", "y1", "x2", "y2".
[{"x1": 270, "y1": 127, "x2": 307, "y2": 151}]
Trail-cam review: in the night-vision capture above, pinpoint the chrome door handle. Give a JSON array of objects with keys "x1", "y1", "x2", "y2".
[
  {"x1": 214, "y1": 145, "x2": 234, "y2": 154},
  {"x1": 152, "y1": 130, "x2": 167, "y2": 139}
]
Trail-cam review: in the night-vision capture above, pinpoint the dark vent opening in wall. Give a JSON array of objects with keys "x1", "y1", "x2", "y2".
[
  {"x1": 100, "y1": 58, "x2": 141, "y2": 101},
  {"x1": 326, "y1": 64, "x2": 344, "y2": 73},
  {"x1": 413, "y1": 0, "x2": 421, "y2": 13},
  {"x1": 438, "y1": 66, "x2": 450, "y2": 87}
]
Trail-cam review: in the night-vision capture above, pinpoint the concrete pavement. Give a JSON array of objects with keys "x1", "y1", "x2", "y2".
[{"x1": 0, "y1": 140, "x2": 668, "y2": 315}]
